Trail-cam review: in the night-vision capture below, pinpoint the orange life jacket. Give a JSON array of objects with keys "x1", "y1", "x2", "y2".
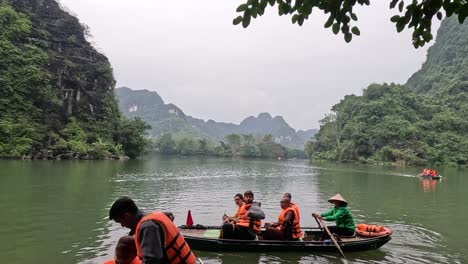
[
  {"x1": 134, "y1": 211, "x2": 196, "y2": 264},
  {"x1": 103, "y1": 257, "x2": 141, "y2": 264},
  {"x1": 234, "y1": 203, "x2": 244, "y2": 218},
  {"x1": 356, "y1": 223, "x2": 385, "y2": 232},
  {"x1": 236, "y1": 203, "x2": 262, "y2": 233},
  {"x1": 277, "y1": 207, "x2": 302, "y2": 239},
  {"x1": 290, "y1": 202, "x2": 300, "y2": 222}
]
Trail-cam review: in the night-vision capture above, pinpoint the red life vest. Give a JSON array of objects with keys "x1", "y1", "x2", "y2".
[
  {"x1": 134, "y1": 212, "x2": 196, "y2": 264},
  {"x1": 277, "y1": 207, "x2": 302, "y2": 239},
  {"x1": 236, "y1": 203, "x2": 262, "y2": 233}
]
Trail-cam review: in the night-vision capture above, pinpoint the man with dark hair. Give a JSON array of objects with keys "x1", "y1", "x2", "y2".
[
  {"x1": 222, "y1": 193, "x2": 244, "y2": 224},
  {"x1": 109, "y1": 197, "x2": 196, "y2": 264},
  {"x1": 220, "y1": 191, "x2": 264, "y2": 240}
]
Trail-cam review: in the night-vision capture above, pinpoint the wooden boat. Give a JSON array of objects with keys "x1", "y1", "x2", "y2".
[
  {"x1": 418, "y1": 173, "x2": 442, "y2": 179},
  {"x1": 179, "y1": 226, "x2": 391, "y2": 253}
]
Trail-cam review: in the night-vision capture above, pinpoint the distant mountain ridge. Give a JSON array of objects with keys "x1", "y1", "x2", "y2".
[{"x1": 115, "y1": 87, "x2": 317, "y2": 149}]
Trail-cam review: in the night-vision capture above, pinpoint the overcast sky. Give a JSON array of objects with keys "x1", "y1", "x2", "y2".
[{"x1": 58, "y1": 0, "x2": 438, "y2": 130}]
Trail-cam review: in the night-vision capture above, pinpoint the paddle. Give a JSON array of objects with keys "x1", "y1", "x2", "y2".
[
  {"x1": 313, "y1": 215, "x2": 322, "y2": 229},
  {"x1": 316, "y1": 217, "x2": 346, "y2": 259}
]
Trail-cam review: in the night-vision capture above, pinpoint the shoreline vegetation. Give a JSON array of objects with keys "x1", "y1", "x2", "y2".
[
  {"x1": 152, "y1": 133, "x2": 308, "y2": 160},
  {"x1": 304, "y1": 18, "x2": 468, "y2": 167}
]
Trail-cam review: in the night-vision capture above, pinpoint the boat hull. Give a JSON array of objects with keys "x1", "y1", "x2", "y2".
[
  {"x1": 419, "y1": 173, "x2": 442, "y2": 179},
  {"x1": 179, "y1": 227, "x2": 391, "y2": 253}
]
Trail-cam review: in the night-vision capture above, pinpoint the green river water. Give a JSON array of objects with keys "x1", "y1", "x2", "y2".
[{"x1": 1, "y1": 156, "x2": 466, "y2": 263}]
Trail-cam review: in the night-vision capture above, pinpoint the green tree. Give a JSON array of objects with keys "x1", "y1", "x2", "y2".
[
  {"x1": 225, "y1": 134, "x2": 242, "y2": 154},
  {"x1": 114, "y1": 117, "x2": 151, "y2": 159},
  {"x1": 158, "y1": 133, "x2": 177, "y2": 154},
  {"x1": 233, "y1": 0, "x2": 467, "y2": 48}
]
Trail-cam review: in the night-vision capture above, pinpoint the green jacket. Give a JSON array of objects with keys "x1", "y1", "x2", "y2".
[{"x1": 320, "y1": 206, "x2": 355, "y2": 231}]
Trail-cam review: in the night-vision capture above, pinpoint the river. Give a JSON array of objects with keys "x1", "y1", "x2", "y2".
[{"x1": 1, "y1": 156, "x2": 466, "y2": 263}]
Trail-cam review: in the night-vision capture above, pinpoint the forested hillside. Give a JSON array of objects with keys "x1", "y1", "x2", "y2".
[
  {"x1": 307, "y1": 17, "x2": 468, "y2": 166},
  {"x1": 0, "y1": 0, "x2": 149, "y2": 159}
]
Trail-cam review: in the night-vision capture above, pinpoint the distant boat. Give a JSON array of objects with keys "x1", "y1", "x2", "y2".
[
  {"x1": 178, "y1": 226, "x2": 391, "y2": 253},
  {"x1": 418, "y1": 173, "x2": 442, "y2": 180}
]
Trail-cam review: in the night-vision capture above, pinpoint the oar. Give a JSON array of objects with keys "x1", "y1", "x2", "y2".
[
  {"x1": 313, "y1": 215, "x2": 322, "y2": 229},
  {"x1": 318, "y1": 218, "x2": 346, "y2": 259}
]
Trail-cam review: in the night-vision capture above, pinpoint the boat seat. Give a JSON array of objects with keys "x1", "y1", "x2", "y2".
[{"x1": 332, "y1": 232, "x2": 356, "y2": 240}]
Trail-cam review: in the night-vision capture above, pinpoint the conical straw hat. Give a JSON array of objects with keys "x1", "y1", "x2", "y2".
[{"x1": 328, "y1": 193, "x2": 348, "y2": 205}]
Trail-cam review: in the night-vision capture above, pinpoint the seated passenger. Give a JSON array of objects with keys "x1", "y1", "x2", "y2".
[
  {"x1": 283, "y1": 192, "x2": 300, "y2": 223},
  {"x1": 103, "y1": 236, "x2": 141, "y2": 264},
  {"x1": 221, "y1": 190, "x2": 264, "y2": 240},
  {"x1": 312, "y1": 193, "x2": 355, "y2": 238},
  {"x1": 223, "y1": 193, "x2": 245, "y2": 224},
  {"x1": 263, "y1": 196, "x2": 302, "y2": 241}
]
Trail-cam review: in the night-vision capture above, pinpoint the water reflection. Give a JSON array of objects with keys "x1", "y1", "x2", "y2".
[{"x1": 421, "y1": 178, "x2": 439, "y2": 192}]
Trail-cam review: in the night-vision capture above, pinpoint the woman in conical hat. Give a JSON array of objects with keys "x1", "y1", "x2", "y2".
[{"x1": 312, "y1": 193, "x2": 355, "y2": 237}]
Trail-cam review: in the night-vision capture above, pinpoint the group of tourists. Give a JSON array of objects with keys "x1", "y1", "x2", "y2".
[
  {"x1": 422, "y1": 168, "x2": 438, "y2": 177},
  {"x1": 104, "y1": 192, "x2": 356, "y2": 264},
  {"x1": 220, "y1": 191, "x2": 356, "y2": 241}
]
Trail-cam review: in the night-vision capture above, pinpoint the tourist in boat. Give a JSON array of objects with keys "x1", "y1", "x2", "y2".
[
  {"x1": 283, "y1": 192, "x2": 300, "y2": 222},
  {"x1": 103, "y1": 236, "x2": 141, "y2": 264},
  {"x1": 312, "y1": 193, "x2": 355, "y2": 238},
  {"x1": 109, "y1": 197, "x2": 196, "y2": 264},
  {"x1": 223, "y1": 193, "x2": 244, "y2": 224},
  {"x1": 220, "y1": 190, "x2": 264, "y2": 240},
  {"x1": 430, "y1": 169, "x2": 438, "y2": 177},
  {"x1": 263, "y1": 196, "x2": 302, "y2": 241},
  {"x1": 422, "y1": 168, "x2": 429, "y2": 175}
]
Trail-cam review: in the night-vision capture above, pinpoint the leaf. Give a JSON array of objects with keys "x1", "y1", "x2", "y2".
[
  {"x1": 251, "y1": 8, "x2": 258, "y2": 18},
  {"x1": 298, "y1": 16, "x2": 305, "y2": 26},
  {"x1": 342, "y1": 15, "x2": 350, "y2": 24},
  {"x1": 237, "y1": 4, "x2": 248, "y2": 12},
  {"x1": 344, "y1": 33, "x2": 352, "y2": 43},
  {"x1": 396, "y1": 20, "x2": 405, "y2": 32},
  {"x1": 242, "y1": 12, "x2": 251, "y2": 28},
  {"x1": 233, "y1": 16, "x2": 243, "y2": 25},
  {"x1": 422, "y1": 31, "x2": 433, "y2": 42},
  {"x1": 436, "y1": 11, "x2": 443, "y2": 20},
  {"x1": 398, "y1": 1, "x2": 404, "y2": 12},
  {"x1": 268, "y1": 0, "x2": 275, "y2": 6},
  {"x1": 292, "y1": 14, "x2": 299, "y2": 24},
  {"x1": 351, "y1": 13, "x2": 358, "y2": 21},
  {"x1": 332, "y1": 23, "x2": 340, "y2": 34},
  {"x1": 458, "y1": 14, "x2": 466, "y2": 24},
  {"x1": 351, "y1": 26, "x2": 360, "y2": 36},
  {"x1": 324, "y1": 15, "x2": 335, "y2": 28},
  {"x1": 390, "y1": 15, "x2": 400, "y2": 22},
  {"x1": 390, "y1": 0, "x2": 399, "y2": 9}
]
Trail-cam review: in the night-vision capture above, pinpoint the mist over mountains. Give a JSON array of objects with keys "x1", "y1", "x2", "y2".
[{"x1": 116, "y1": 87, "x2": 316, "y2": 149}]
